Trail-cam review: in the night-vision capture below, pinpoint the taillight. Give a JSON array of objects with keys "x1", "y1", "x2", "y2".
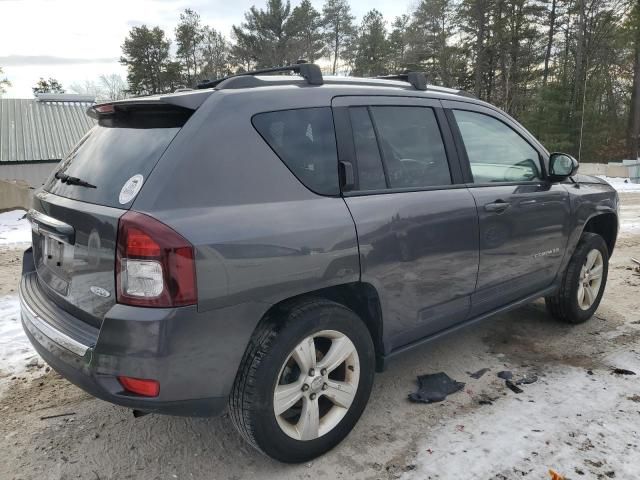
[
  {"x1": 116, "y1": 211, "x2": 197, "y2": 307},
  {"x1": 118, "y1": 376, "x2": 160, "y2": 397}
]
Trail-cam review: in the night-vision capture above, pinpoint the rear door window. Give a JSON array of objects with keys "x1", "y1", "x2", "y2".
[
  {"x1": 369, "y1": 106, "x2": 451, "y2": 189},
  {"x1": 45, "y1": 108, "x2": 190, "y2": 208},
  {"x1": 349, "y1": 107, "x2": 387, "y2": 190},
  {"x1": 252, "y1": 107, "x2": 339, "y2": 195}
]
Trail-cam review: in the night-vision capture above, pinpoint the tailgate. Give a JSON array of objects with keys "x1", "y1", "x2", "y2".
[
  {"x1": 28, "y1": 98, "x2": 203, "y2": 327},
  {"x1": 29, "y1": 192, "x2": 124, "y2": 327}
]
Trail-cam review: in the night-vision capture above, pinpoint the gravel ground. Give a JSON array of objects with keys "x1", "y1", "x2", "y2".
[{"x1": 1, "y1": 194, "x2": 639, "y2": 480}]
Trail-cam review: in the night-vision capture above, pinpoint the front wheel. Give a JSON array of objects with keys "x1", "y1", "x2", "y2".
[
  {"x1": 545, "y1": 232, "x2": 609, "y2": 324},
  {"x1": 229, "y1": 299, "x2": 375, "y2": 463}
]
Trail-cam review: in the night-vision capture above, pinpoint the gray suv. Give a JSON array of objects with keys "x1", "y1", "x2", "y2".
[{"x1": 20, "y1": 64, "x2": 618, "y2": 463}]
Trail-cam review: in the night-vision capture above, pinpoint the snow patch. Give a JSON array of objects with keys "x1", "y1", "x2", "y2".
[
  {"x1": 0, "y1": 209, "x2": 31, "y2": 246},
  {"x1": 597, "y1": 176, "x2": 640, "y2": 192},
  {"x1": 617, "y1": 198, "x2": 640, "y2": 237},
  {"x1": 0, "y1": 295, "x2": 37, "y2": 380},
  {"x1": 402, "y1": 366, "x2": 640, "y2": 479}
]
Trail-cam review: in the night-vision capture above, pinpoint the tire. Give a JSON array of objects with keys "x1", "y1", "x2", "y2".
[
  {"x1": 545, "y1": 232, "x2": 609, "y2": 324},
  {"x1": 229, "y1": 299, "x2": 375, "y2": 463}
]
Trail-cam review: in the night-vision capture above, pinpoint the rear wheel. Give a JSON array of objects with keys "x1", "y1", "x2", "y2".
[
  {"x1": 545, "y1": 232, "x2": 609, "y2": 324},
  {"x1": 229, "y1": 299, "x2": 375, "y2": 463}
]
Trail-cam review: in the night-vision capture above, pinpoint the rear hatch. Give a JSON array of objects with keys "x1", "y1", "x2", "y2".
[{"x1": 29, "y1": 97, "x2": 201, "y2": 327}]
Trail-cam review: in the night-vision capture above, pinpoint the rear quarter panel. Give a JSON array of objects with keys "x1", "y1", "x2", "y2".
[{"x1": 132, "y1": 88, "x2": 360, "y2": 314}]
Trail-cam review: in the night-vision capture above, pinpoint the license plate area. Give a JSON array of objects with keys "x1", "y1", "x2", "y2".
[{"x1": 35, "y1": 233, "x2": 74, "y2": 296}]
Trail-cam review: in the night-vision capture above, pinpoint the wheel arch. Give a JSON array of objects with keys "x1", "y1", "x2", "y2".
[
  {"x1": 258, "y1": 282, "x2": 386, "y2": 371},
  {"x1": 582, "y1": 212, "x2": 618, "y2": 255}
]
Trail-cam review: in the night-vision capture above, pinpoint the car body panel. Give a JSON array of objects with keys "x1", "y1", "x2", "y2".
[
  {"x1": 20, "y1": 78, "x2": 619, "y2": 416},
  {"x1": 29, "y1": 190, "x2": 124, "y2": 327},
  {"x1": 467, "y1": 182, "x2": 572, "y2": 315},
  {"x1": 344, "y1": 189, "x2": 479, "y2": 351}
]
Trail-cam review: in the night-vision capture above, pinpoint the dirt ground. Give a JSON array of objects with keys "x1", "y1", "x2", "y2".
[{"x1": 1, "y1": 194, "x2": 639, "y2": 480}]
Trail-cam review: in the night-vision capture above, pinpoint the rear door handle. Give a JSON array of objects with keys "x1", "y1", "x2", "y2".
[{"x1": 484, "y1": 201, "x2": 510, "y2": 213}]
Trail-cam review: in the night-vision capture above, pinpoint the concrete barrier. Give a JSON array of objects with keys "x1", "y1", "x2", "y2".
[
  {"x1": 0, "y1": 179, "x2": 33, "y2": 212},
  {"x1": 606, "y1": 164, "x2": 630, "y2": 178},
  {"x1": 578, "y1": 163, "x2": 607, "y2": 175}
]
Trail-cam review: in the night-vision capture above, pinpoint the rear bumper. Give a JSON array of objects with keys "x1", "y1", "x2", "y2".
[
  {"x1": 22, "y1": 315, "x2": 226, "y2": 416},
  {"x1": 20, "y1": 249, "x2": 263, "y2": 417}
]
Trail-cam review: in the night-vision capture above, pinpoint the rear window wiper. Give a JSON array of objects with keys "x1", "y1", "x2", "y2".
[{"x1": 55, "y1": 171, "x2": 96, "y2": 189}]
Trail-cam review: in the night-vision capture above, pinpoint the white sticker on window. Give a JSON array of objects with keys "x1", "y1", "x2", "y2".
[{"x1": 119, "y1": 174, "x2": 144, "y2": 204}]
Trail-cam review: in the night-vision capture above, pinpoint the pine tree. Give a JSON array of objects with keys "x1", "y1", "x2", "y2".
[
  {"x1": 409, "y1": 0, "x2": 459, "y2": 87},
  {"x1": 175, "y1": 9, "x2": 205, "y2": 84},
  {"x1": 388, "y1": 15, "x2": 411, "y2": 72},
  {"x1": 201, "y1": 26, "x2": 231, "y2": 80},
  {"x1": 352, "y1": 10, "x2": 390, "y2": 77},
  {"x1": 120, "y1": 25, "x2": 178, "y2": 95},
  {"x1": 232, "y1": 0, "x2": 295, "y2": 68},
  {"x1": 322, "y1": 0, "x2": 356, "y2": 74},
  {"x1": 32, "y1": 78, "x2": 65, "y2": 95},
  {"x1": 288, "y1": 0, "x2": 325, "y2": 62}
]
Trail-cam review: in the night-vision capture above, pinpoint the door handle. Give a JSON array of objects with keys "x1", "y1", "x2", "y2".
[{"x1": 484, "y1": 201, "x2": 511, "y2": 213}]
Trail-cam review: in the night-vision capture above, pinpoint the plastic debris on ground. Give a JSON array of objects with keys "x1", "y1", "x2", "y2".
[
  {"x1": 612, "y1": 368, "x2": 636, "y2": 375},
  {"x1": 497, "y1": 371, "x2": 538, "y2": 394},
  {"x1": 408, "y1": 372, "x2": 465, "y2": 404},
  {"x1": 548, "y1": 468, "x2": 565, "y2": 480},
  {"x1": 467, "y1": 368, "x2": 490, "y2": 379}
]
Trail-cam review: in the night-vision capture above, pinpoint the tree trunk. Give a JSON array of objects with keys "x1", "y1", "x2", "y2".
[
  {"x1": 572, "y1": 0, "x2": 586, "y2": 111},
  {"x1": 542, "y1": 0, "x2": 557, "y2": 86},
  {"x1": 474, "y1": 0, "x2": 486, "y2": 98},
  {"x1": 571, "y1": 0, "x2": 586, "y2": 156},
  {"x1": 333, "y1": 27, "x2": 339, "y2": 74},
  {"x1": 508, "y1": 2, "x2": 522, "y2": 115},
  {"x1": 439, "y1": 13, "x2": 450, "y2": 87},
  {"x1": 495, "y1": 0, "x2": 507, "y2": 108},
  {"x1": 630, "y1": 32, "x2": 640, "y2": 160}
]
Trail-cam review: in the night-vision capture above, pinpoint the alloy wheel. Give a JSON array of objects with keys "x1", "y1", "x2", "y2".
[
  {"x1": 273, "y1": 330, "x2": 360, "y2": 441},
  {"x1": 577, "y1": 248, "x2": 604, "y2": 310}
]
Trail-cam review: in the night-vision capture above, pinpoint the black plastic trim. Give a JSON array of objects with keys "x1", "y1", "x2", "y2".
[{"x1": 197, "y1": 63, "x2": 323, "y2": 89}]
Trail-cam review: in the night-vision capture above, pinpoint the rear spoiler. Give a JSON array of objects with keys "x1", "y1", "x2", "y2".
[{"x1": 88, "y1": 89, "x2": 213, "y2": 120}]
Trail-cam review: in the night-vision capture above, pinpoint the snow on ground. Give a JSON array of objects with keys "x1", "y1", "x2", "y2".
[
  {"x1": 619, "y1": 205, "x2": 640, "y2": 237},
  {"x1": 0, "y1": 209, "x2": 31, "y2": 246},
  {"x1": 614, "y1": 184, "x2": 640, "y2": 237},
  {"x1": 0, "y1": 295, "x2": 38, "y2": 384},
  {"x1": 402, "y1": 364, "x2": 640, "y2": 480},
  {"x1": 0, "y1": 210, "x2": 37, "y2": 390},
  {"x1": 597, "y1": 176, "x2": 640, "y2": 192}
]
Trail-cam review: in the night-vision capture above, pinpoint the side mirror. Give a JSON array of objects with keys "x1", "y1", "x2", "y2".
[{"x1": 548, "y1": 153, "x2": 579, "y2": 182}]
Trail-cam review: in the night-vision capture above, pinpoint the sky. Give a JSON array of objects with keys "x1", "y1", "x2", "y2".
[{"x1": 0, "y1": 0, "x2": 415, "y2": 98}]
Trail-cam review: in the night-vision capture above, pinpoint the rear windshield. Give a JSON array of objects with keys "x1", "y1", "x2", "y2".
[{"x1": 44, "y1": 109, "x2": 188, "y2": 208}]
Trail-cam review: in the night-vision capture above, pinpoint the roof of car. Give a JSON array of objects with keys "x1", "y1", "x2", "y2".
[{"x1": 96, "y1": 72, "x2": 487, "y2": 114}]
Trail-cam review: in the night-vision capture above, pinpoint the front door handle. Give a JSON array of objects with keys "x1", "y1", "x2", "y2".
[{"x1": 484, "y1": 200, "x2": 511, "y2": 213}]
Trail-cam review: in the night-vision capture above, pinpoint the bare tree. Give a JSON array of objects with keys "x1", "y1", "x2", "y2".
[
  {"x1": 69, "y1": 80, "x2": 103, "y2": 99},
  {"x1": 201, "y1": 27, "x2": 231, "y2": 80},
  {"x1": 99, "y1": 74, "x2": 128, "y2": 100},
  {"x1": 0, "y1": 67, "x2": 10, "y2": 96}
]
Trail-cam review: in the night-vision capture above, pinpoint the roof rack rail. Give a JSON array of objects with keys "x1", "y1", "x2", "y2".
[
  {"x1": 455, "y1": 89, "x2": 477, "y2": 99},
  {"x1": 375, "y1": 72, "x2": 428, "y2": 91},
  {"x1": 196, "y1": 62, "x2": 323, "y2": 90}
]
